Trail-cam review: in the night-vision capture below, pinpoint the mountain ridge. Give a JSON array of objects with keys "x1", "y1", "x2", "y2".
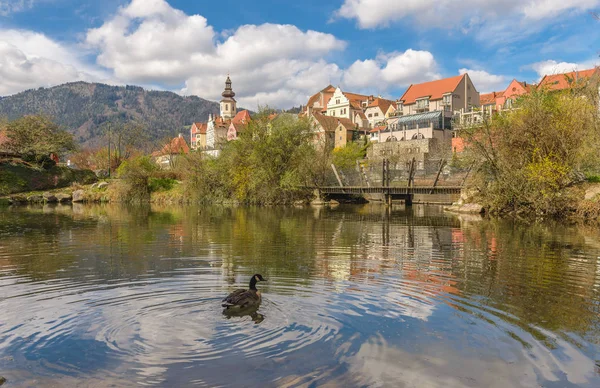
[{"x1": 0, "y1": 82, "x2": 222, "y2": 147}]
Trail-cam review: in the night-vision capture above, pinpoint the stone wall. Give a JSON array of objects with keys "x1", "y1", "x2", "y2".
[{"x1": 367, "y1": 137, "x2": 452, "y2": 174}]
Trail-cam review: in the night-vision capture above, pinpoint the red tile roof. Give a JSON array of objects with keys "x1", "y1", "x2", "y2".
[
  {"x1": 306, "y1": 85, "x2": 336, "y2": 110},
  {"x1": 153, "y1": 135, "x2": 190, "y2": 157},
  {"x1": 191, "y1": 122, "x2": 207, "y2": 135},
  {"x1": 370, "y1": 125, "x2": 387, "y2": 133},
  {"x1": 479, "y1": 91, "x2": 503, "y2": 105},
  {"x1": 538, "y1": 68, "x2": 598, "y2": 91},
  {"x1": 400, "y1": 74, "x2": 464, "y2": 105},
  {"x1": 367, "y1": 98, "x2": 395, "y2": 114},
  {"x1": 311, "y1": 112, "x2": 356, "y2": 132},
  {"x1": 232, "y1": 110, "x2": 251, "y2": 125}
]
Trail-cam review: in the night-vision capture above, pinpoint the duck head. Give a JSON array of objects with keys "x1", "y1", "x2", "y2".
[{"x1": 249, "y1": 274, "x2": 267, "y2": 290}]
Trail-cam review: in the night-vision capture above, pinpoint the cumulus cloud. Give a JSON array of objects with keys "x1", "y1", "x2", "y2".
[
  {"x1": 530, "y1": 59, "x2": 599, "y2": 79},
  {"x1": 1, "y1": 0, "x2": 442, "y2": 108},
  {"x1": 343, "y1": 50, "x2": 440, "y2": 92},
  {"x1": 0, "y1": 30, "x2": 110, "y2": 96},
  {"x1": 334, "y1": 0, "x2": 600, "y2": 37},
  {"x1": 85, "y1": 0, "x2": 347, "y2": 107},
  {"x1": 459, "y1": 68, "x2": 508, "y2": 93}
]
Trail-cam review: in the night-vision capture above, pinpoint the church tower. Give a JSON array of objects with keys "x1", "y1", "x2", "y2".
[{"x1": 220, "y1": 75, "x2": 237, "y2": 120}]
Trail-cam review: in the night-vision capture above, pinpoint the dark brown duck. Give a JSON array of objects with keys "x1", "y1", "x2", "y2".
[{"x1": 222, "y1": 274, "x2": 267, "y2": 309}]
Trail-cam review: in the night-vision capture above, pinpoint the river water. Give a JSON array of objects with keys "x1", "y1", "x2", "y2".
[{"x1": 0, "y1": 203, "x2": 599, "y2": 387}]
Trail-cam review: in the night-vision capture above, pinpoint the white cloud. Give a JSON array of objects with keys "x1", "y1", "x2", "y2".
[
  {"x1": 343, "y1": 50, "x2": 440, "y2": 92},
  {"x1": 0, "y1": 0, "x2": 34, "y2": 16},
  {"x1": 0, "y1": 30, "x2": 110, "y2": 96},
  {"x1": 459, "y1": 68, "x2": 508, "y2": 93},
  {"x1": 85, "y1": 0, "x2": 347, "y2": 107},
  {"x1": 334, "y1": 0, "x2": 600, "y2": 41},
  {"x1": 530, "y1": 59, "x2": 599, "y2": 79}
]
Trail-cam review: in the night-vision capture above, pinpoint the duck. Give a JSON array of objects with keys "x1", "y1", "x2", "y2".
[{"x1": 222, "y1": 274, "x2": 267, "y2": 309}]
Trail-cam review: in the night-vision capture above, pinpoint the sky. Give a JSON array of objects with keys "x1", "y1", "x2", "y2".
[{"x1": 0, "y1": 0, "x2": 599, "y2": 109}]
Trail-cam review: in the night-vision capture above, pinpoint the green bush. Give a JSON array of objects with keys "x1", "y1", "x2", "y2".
[{"x1": 149, "y1": 177, "x2": 176, "y2": 192}]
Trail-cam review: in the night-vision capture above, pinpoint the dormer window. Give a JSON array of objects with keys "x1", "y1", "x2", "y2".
[{"x1": 416, "y1": 98, "x2": 430, "y2": 111}]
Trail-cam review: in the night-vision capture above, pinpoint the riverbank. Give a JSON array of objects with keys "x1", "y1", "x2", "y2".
[{"x1": 0, "y1": 158, "x2": 97, "y2": 196}]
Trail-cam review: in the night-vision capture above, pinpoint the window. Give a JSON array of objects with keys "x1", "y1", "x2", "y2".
[
  {"x1": 368, "y1": 113, "x2": 373, "y2": 118},
  {"x1": 226, "y1": 104, "x2": 229, "y2": 110},
  {"x1": 442, "y1": 94, "x2": 452, "y2": 106},
  {"x1": 374, "y1": 112, "x2": 379, "y2": 117},
  {"x1": 416, "y1": 98, "x2": 430, "y2": 110},
  {"x1": 336, "y1": 99, "x2": 340, "y2": 104}
]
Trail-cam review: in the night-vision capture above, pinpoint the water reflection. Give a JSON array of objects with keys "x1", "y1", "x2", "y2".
[{"x1": 0, "y1": 203, "x2": 599, "y2": 387}]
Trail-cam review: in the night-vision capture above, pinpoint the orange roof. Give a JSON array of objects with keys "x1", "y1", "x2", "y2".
[
  {"x1": 343, "y1": 91, "x2": 372, "y2": 104},
  {"x1": 538, "y1": 68, "x2": 598, "y2": 91},
  {"x1": 400, "y1": 74, "x2": 464, "y2": 105},
  {"x1": 191, "y1": 122, "x2": 207, "y2": 135},
  {"x1": 367, "y1": 98, "x2": 395, "y2": 114},
  {"x1": 153, "y1": 135, "x2": 190, "y2": 157},
  {"x1": 232, "y1": 110, "x2": 251, "y2": 125},
  {"x1": 311, "y1": 112, "x2": 355, "y2": 132},
  {"x1": 370, "y1": 125, "x2": 387, "y2": 133},
  {"x1": 479, "y1": 91, "x2": 503, "y2": 105},
  {"x1": 306, "y1": 85, "x2": 335, "y2": 109}
]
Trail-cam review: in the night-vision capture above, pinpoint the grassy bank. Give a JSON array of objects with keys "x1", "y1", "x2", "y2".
[{"x1": 0, "y1": 158, "x2": 97, "y2": 196}]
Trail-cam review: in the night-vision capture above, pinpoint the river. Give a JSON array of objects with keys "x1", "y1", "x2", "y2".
[{"x1": 0, "y1": 203, "x2": 599, "y2": 387}]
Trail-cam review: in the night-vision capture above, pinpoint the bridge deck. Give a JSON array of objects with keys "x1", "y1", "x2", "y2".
[{"x1": 313, "y1": 186, "x2": 463, "y2": 195}]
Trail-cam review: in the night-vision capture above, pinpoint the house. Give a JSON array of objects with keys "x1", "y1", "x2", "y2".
[
  {"x1": 310, "y1": 112, "x2": 356, "y2": 148},
  {"x1": 538, "y1": 68, "x2": 599, "y2": 92},
  {"x1": 227, "y1": 109, "x2": 252, "y2": 141},
  {"x1": 190, "y1": 122, "x2": 207, "y2": 150},
  {"x1": 190, "y1": 76, "x2": 249, "y2": 155},
  {"x1": 303, "y1": 85, "x2": 336, "y2": 116},
  {"x1": 152, "y1": 134, "x2": 190, "y2": 169},
  {"x1": 325, "y1": 87, "x2": 373, "y2": 128},
  {"x1": 399, "y1": 73, "x2": 480, "y2": 117},
  {"x1": 364, "y1": 98, "x2": 396, "y2": 128},
  {"x1": 498, "y1": 79, "x2": 533, "y2": 109}
]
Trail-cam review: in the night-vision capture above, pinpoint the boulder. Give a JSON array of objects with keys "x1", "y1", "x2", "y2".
[
  {"x1": 94, "y1": 169, "x2": 109, "y2": 178},
  {"x1": 9, "y1": 195, "x2": 27, "y2": 204},
  {"x1": 97, "y1": 181, "x2": 109, "y2": 189},
  {"x1": 584, "y1": 184, "x2": 600, "y2": 201},
  {"x1": 27, "y1": 195, "x2": 43, "y2": 203},
  {"x1": 56, "y1": 193, "x2": 72, "y2": 203},
  {"x1": 72, "y1": 189, "x2": 85, "y2": 203},
  {"x1": 43, "y1": 192, "x2": 58, "y2": 202},
  {"x1": 445, "y1": 203, "x2": 485, "y2": 214}
]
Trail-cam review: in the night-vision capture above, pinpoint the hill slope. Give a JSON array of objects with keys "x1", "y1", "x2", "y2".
[{"x1": 0, "y1": 82, "x2": 220, "y2": 147}]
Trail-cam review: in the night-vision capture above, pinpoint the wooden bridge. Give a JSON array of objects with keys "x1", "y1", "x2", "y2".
[
  {"x1": 313, "y1": 185, "x2": 462, "y2": 205},
  {"x1": 311, "y1": 158, "x2": 466, "y2": 205}
]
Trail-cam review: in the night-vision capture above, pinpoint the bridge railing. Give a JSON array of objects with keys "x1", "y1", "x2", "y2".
[{"x1": 324, "y1": 159, "x2": 470, "y2": 188}]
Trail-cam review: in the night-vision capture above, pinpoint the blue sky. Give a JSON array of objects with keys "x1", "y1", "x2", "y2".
[{"x1": 0, "y1": 0, "x2": 598, "y2": 109}]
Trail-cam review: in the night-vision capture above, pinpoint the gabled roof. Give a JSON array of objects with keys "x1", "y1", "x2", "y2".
[
  {"x1": 366, "y1": 98, "x2": 395, "y2": 114},
  {"x1": 343, "y1": 91, "x2": 372, "y2": 104},
  {"x1": 311, "y1": 112, "x2": 356, "y2": 132},
  {"x1": 153, "y1": 135, "x2": 190, "y2": 157},
  {"x1": 480, "y1": 91, "x2": 503, "y2": 105},
  {"x1": 355, "y1": 111, "x2": 367, "y2": 120},
  {"x1": 232, "y1": 110, "x2": 251, "y2": 124},
  {"x1": 191, "y1": 122, "x2": 207, "y2": 135},
  {"x1": 306, "y1": 85, "x2": 336, "y2": 109},
  {"x1": 538, "y1": 68, "x2": 598, "y2": 91},
  {"x1": 400, "y1": 74, "x2": 465, "y2": 104}
]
